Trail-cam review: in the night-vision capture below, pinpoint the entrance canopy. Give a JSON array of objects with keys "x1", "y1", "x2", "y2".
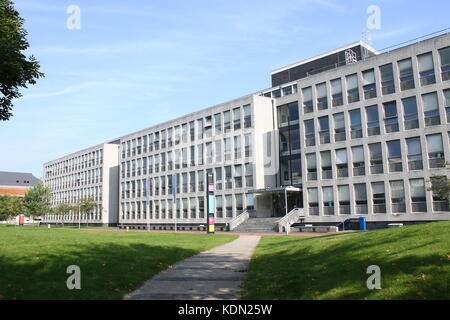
[{"x1": 248, "y1": 186, "x2": 301, "y2": 194}]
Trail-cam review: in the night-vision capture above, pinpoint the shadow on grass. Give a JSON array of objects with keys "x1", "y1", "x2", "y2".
[
  {"x1": 242, "y1": 223, "x2": 450, "y2": 300},
  {"x1": 0, "y1": 242, "x2": 199, "y2": 300}
]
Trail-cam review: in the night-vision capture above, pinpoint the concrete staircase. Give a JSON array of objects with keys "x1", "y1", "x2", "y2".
[{"x1": 232, "y1": 217, "x2": 280, "y2": 233}]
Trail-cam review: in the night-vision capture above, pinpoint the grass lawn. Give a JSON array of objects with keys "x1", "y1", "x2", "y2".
[
  {"x1": 0, "y1": 225, "x2": 237, "y2": 299},
  {"x1": 241, "y1": 221, "x2": 450, "y2": 300}
]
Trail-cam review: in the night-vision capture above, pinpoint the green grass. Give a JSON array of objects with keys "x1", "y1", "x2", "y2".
[
  {"x1": 242, "y1": 221, "x2": 450, "y2": 300},
  {"x1": 0, "y1": 225, "x2": 237, "y2": 299}
]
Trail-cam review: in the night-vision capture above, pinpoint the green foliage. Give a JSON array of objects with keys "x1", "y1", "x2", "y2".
[
  {"x1": 0, "y1": 195, "x2": 24, "y2": 220},
  {"x1": 0, "y1": 0, "x2": 44, "y2": 121},
  {"x1": 428, "y1": 162, "x2": 450, "y2": 201},
  {"x1": 23, "y1": 183, "x2": 52, "y2": 218},
  {"x1": 79, "y1": 197, "x2": 97, "y2": 214},
  {"x1": 55, "y1": 202, "x2": 75, "y2": 216}
]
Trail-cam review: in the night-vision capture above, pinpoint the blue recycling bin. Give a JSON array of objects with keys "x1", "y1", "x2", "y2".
[{"x1": 359, "y1": 217, "x2": 367, "y2": 231}]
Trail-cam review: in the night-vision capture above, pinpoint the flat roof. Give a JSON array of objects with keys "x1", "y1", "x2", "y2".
[{"x1": 271, "y1": 41, "x2": 379, "y2": 75}]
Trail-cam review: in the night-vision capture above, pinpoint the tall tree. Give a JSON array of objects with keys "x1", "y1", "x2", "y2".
[
  {"x1": 55, "y1": 202, "x2": 74, "y2": 227},
  {"x1": 428, "y1": 162, "x2": 450, "y2": 203},
  {"x1": 0, "y1": 0, "x2": 44, "y2": 121},
  {"x1": 23, "y1": 182, "x2": 52, "y2": 219},
  {"x1": 78, "y1": 197, "x2": 97, "y2": 228},
  {"x1": 0, "y1": 195, "x2": 12, "y2": 221}
]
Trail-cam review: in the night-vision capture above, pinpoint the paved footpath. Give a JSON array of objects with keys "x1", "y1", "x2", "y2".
[{"x1": 124, "y1": 235, "x2": 261, "y2": 300}]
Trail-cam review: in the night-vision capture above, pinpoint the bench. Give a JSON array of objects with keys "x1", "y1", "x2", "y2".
[
  {"x1": 298, "y1": 225, "x2": 339, "y2": 233},
  {"x1": 387, "y1": 223, "x2": 403, "y2": 228}
]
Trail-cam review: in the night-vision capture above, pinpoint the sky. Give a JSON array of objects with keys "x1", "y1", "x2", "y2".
[{"x1": 1, "y1": 0, "x2": 450, "y2": 179}]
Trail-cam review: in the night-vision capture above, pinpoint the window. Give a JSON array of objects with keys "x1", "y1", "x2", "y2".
[
  {"x1": 225, "y1": 166, "x2": 232, "y2": 189},
  {"x1": 225, "y1": 195, "x2": 233, "y2": 217},
  {"x1": 410, "y1": 179, "x2": 427, "y2": 212},
  {"x1": 398, "y1": 58, "x2": 415, "y2": 90},
  {"x1": 302, "y1": 87, "x2": 313, "y2": 113},
  {"x1": 380, "y1": 63, "x2": 395, "y2": 95},
  {"x1": 244, "y1": 134, "x2": 252, "y2": 158},
  {"x1": 417, "y1": 52, "x2": 436, "y2": 86},
  {"x1": 160, "y1": 130, "x2": 166, "y2": 149},
  {"x1": 224, "y1": 111, "x2": 231, "y2": 132},
  {"x1": 333, "y1": 113, "x2": 346, "y2": 141},
  {"x1": 290, "y1": 128, "x2": 301, "y2": 154},
  {"x1": 283, "y1": 86, "x2": 292, "y2": 96},
  {"x1": 291, "y1": 157, "x2": 302, "y2": 185},
  {"x1": 189, "y1": 121, "x2": 195, "y2": 142},
  {"x1": 366, "y1": 105, "x2": 380, "y2": 136},
  {"x1": 387, "y1": 140, "x2": 402, "y2": 172},
  {"x1": 338, "y1": 185, "x2": 350, "y2": 214},
  {"x1": 369, "y1": 143, "x2": 383, "y2": 174},
  {"x1": 331, "y1": 78, "x2": 343, "y2": 106},
  {"x1": 167, "y1": 128, "x2": 173, "y2": 147},
  {"x1": 316, "y1": 83, "x2": 328, "y2": 110},
  {"x1": 406, "y1": 137, "x2": 423, "y2": 170},
  {"x1": 349, "y1": 109, "x2": 362, "y2": 139},
  {"x1": 280, "y1": 157, "x2": 291, "y2": 185},
  {"x1": 243, "y1": 104, "x2": 252, "y2": 128},
  {"x1": 439, "y1": 46, "x2": 450, "y2": 81},
  {"x1": 197, "y1": 119, "x2": 204, "y2": 140},
  {"x1": 175, "y1": 126, "x2": 181, "y2": 144},
  {"x1": 321, "y1": 151, "x2": 332, "y2": 179},
  {"x1": 215, "y1": 168, "x2": 222, "y2": 190},
  {"x1": 426, "y1": 134, "x2": 445, "y2": 168},
  {"x1": 445, "y1": 89, "x2": 450, "y2": 123},
  {"x1": 205, "y1": 117, "x2": 212, "y2": 138},
  {"x1": 383, "y1": 101, "x2": 399, "y2": 133},
  {"x1": 308, "y1": 188, "x2": 319, "y2": 215},
  {"x1": 390, "y1": 180, "x2": 406, "y2": 213},
  {"x1": 306, "y1": 153, "x2": 317, "y2": 181},
  {"x1": 304, "y1": 119, "x2": 315, "y2": 146},
  {"x1": 234, "y1": 136, "x2": 241, "y2": 159},
  {"x1": 351, "y1": 146, "x2": 365, "y2": 176},
  {"x1": 346, "y1": 73, "x2": 359, "y2": 103},
  {"x1": 322, "y1": 186, "x2": 334, "y2": 215},
  {"x1": 318, "y1": 116, "x2": 330, "y2": 144},
  {"x1": 277, "y1": 104, "x2": 289, "y2": 128},
  {"x1": 214, "y1": 113, "x2": 222, "y2": 135},
  {"x1": 336, "y1": 149, "x2": 348, "y2": 178},
  {"x1": 354, "y1": 184, "x2": 368, "y2": 214},
  {"x1": 422, "y1": 92, "x2": 441, "y2": 126},
  {"x1": 197, "y1": 170, "x2": 204, "y2": 192},
  {"x1": 402, "y1": 97, "x2": 419, "y2": 129},
  {"x1": 372, "y1": 182, "x2": 386, "y2": 213},
  {"x1": 206, "y1": 142, "x2": 213, "y2": 164},
  {"x1": 234, "y1": 165, "x2": 243, "y2": 188},
  {"x1": 246, "y1": 193, "x2": 254, "y2": 211},
  {"x1": 224, "y1": 138, "x2": 231, "y2": 161},
  {"x1": 197, "y1": 144, "x2": 203, "y2": 165},
  {"x1": 233, "y1": 107, "x2": 241, "y2": 130},
  {"x1": 235, "y1": 194, "x2": 243, "y2": 215},
  {"x1": 362, "y1": 69, "x2": 377, "y2": 99},
  {"x1": 190, "y1": 146, "x2": 195, "y2": 166},
  {"x1": 245, "y1": 163, "x2": 253, "y2": 187},
  {"x1": 215, "y1": 140, "x2": 221, "y2": 163}
]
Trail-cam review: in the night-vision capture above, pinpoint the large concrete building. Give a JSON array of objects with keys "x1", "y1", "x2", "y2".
[{"x1": 43, "y1": 32, "x2": 450, "y2": 230}]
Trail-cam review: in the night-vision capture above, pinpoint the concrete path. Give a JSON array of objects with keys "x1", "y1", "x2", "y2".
[{"x1": 124, "y1": 235, "x2": 261, "y2": 300}]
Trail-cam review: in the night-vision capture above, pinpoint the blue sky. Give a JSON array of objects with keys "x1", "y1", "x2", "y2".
[{"x1": 1, "y1": 0, "x2": 450, "y2": 178}]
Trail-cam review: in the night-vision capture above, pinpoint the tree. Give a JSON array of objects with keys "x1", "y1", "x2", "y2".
[
  {"x1": 78, "y1": 197, "x2": 97, "y2": 228},
  {"x1": 55, "y1": 202, "x2": 74, "y2": 227},
  {"x1": 0, "y1": 0, "x2": 44, "y2": 121},
  {"x1": 23, "y1": 182, "x2": 52, "y2": 219},
  {"x1": 7, "y1": 196, "x2": 24, "y2": 222},
  {"x1": 0, "y1": 195, "x2": 12, "y2": 221},
  {"x1": 428, "y1": 162, "x2": 450, "y2": 202}
]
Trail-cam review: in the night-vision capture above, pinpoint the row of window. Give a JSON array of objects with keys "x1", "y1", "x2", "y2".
[
  {"x1": 307, "y1": 177, "x2": 449, "y2": 215},
  {"x1": 46, "y1": 168, "x2": 103, "y2": 191},
  {"x1": 121, "y1": 134, "x2": 253, "y2": 178},
  {"x1": 51, "y1": 186, "x2": 103, "y2": 206},
  {"x1": 120, "y1": 193, "x2": 255, "y2": 220},
  {"x1": 45, "y1": 149, "x2": 103, "y2": 178},
  {"x1": 121, "y1": 105, "x2": 252, "y2": 159},
  {"x1": 265, "y1": 46, "x2": 450, "y2": 111},
  {"x1": 121, "y1": 164, "x2": 254, "y2": 199}
]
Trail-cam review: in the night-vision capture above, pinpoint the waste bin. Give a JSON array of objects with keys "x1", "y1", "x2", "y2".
[{"x1": 359, "y1": 217, "x2": 367, "y2": 231}]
